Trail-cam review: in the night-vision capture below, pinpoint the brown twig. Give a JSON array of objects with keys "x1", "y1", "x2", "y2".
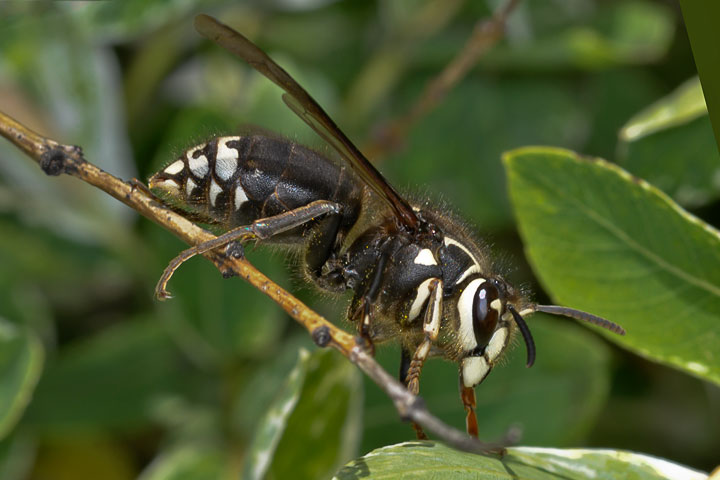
[
  {"x1": 0, "y1": 110, "x2": 506, "y2": 454},
  {"x1": 364, "y1": 0, "x2": 521, "y2": 160}
]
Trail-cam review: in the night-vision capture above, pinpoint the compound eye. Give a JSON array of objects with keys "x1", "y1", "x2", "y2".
[{"x1": 472, "y1": 281, "x2": 502, "y2": 349}]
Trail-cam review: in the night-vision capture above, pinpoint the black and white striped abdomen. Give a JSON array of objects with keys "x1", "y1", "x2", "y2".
[{"x1": 149, "y1": 135, "x2": 362, "y2": 233}]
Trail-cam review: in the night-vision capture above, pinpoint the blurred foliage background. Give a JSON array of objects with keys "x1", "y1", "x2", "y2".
[{"x1": 0, "y1": 0, "x2": 718, "y2": 478}]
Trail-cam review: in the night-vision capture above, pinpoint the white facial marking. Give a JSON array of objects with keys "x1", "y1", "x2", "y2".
[
  {"x1": 490, "y1": 299, "x2": 502, "y2": 313},
  {"x1": 414, "y1": 249, "x2": 437, "y2": 266},
  {"x1": 423, "y1": 280, "x2": 442, "y2": 338},
  {"x1": 164, "y1": 160, "x2": 185, "y2": 175},
  {"x1": 409, "y1": 278, "x2": 433, "y2": 320},
  {"x1": 209, "y1": 179, "x2": 222, "y2": 207},
  {"x1": 158, "y1": 179, "x2": 179, "y2": 191},
  {"x1": 186, "y1": 178, "x2": 197, "y2": 196},
  {"x1": 519, "y1": 308, "x2": 534, "y2": 317},
  {"x1": 444, "y1": 237, "x2": 481, "y2": 284},
  {"x1": 457, "y1": 278, "x2": 485, "y2": 351},
  {"x1": 188, "y1": 152, "x2": 209, "y2": 178},
  {"x1": 234, "y1": 185, "x2": 249, "y2": 210},
  {"x1": 462, "y1": 356, "x2": 490, "y2": 388},
  {"x1": 485, "y1": 326, "x2": 508, "y2": 362},
  {"x1": 215, "y1": 141, "x2": 239, "y2": 181},
  {"x1": 456, "y1": 266, "x2": 481, "y2": 285}
]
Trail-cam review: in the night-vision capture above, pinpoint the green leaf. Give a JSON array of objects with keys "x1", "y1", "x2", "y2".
[
  {"x1": 244, "y1": 348, "x2": 362, "y2": 480},
  {"x1": 335, "y1": 442, "x2": 709, "y2": 480},
  {"x1": 25, "y1": 319, "x2": 187, "y2": 433},
  {"x1": 620, "y1": 77, "x2": 707, "y2": 139},
  {"x1": 138, "y1": 446, "x2": 228, "y2": 480},
  {"x1": 0, "y1": 319, "x2": 43, "y2": 439},
  {"x1": 504, "y1": 147, "x2": 720, "y2": 384},
  {"x1": 242, "y1": 348, "x2": 310, "y2": 480},
  {"x1": 269, "y1": 349, "x2": 362, "y2": 479},
  {"x1": 230, "y1": 335, "x2": 315, "y2": 439},
  {"x1": 482, "y1": 1, "x2": 674, "y2": 71},
  {"x1": 618, "y1": 77, "x2": 720, "y2": 207},
  {"x1": 362, "y1": 317, "x2": 611, "y2": 451}
]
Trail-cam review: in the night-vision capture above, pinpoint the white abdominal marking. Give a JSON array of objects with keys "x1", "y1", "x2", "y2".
[
  {"x1": 215, "y1": 141, "x2": 239, "y2": 181},
  {"x1": 414, "y1": 249, "x2": 437, "y2": 266},
  {"x1": 409, "y1": 278, "x2": 434, "y2": 320},
  {"x1": 164, "y1": 160, "x2": 184, "y2": 175},
  {"x1": 158, "y1": 179, "x2": 179, "y2": 191},
  {"x1": 186, "y1": 178, "x2": 197, "y2": 196},
  {"x1": 457, "y1": 278, "x2": 485, "y2": 351},
  {"x1": 209, "y1": 179, "x2": 222, "y2": 207},
  {"x1": 234, "y1": 185, "x2": 249, "y2": 210},
  {"x1": 188, "y1": 152, "x2": 209, "y2": 178}
]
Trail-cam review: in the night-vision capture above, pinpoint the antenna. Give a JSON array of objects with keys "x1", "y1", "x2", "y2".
[
  {"x1": 507, "y1": 305, "x2": 536, "y2": 367},
  {"x1": 534, "y1": 305, "x2": 626, "y2": 335}
]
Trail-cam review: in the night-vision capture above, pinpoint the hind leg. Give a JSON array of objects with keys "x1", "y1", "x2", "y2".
[{"x1": 156, "y1": 200, "x2": 342, "y2": 298}]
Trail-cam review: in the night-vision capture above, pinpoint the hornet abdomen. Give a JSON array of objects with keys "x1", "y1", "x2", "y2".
[{"x1": 150, "y1": 135, "x2": 362, "y2": 242}]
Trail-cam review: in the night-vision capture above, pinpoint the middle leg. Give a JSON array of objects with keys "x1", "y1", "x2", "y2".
[{"x1": 348, "y1": 252, "x2": 390, "y2": 355}]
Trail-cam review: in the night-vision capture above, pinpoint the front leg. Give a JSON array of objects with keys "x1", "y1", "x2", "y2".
[
  {"x1": 459, "y1": 379, "x2": 479, "y2": 438},
  {"x1": 403, "y1": 278, "x2": 443, "y2": 440},
  {"x1": 156, "y1": 200, "x2": 341, "y2": 298},
  {"x1": 405, "y1": 278, "x2": 442, "y2": 394}
]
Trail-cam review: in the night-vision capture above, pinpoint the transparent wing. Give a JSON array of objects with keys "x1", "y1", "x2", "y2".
[{"x1": 194, "y1": 14, "x2": 419, "y2": 230}]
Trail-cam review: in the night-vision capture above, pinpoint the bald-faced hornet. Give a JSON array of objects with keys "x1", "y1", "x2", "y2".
[{"x1": 150, "y1": 15, "x2": 625, "y2": 439}]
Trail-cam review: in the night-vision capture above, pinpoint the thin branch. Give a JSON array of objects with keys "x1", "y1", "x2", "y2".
[
  {"x1": 364, "y1": 0, "x2": 521, "y2": 160},
  {"x1": 0, "y1": 110, "x2": 506, "y2": 455}
]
